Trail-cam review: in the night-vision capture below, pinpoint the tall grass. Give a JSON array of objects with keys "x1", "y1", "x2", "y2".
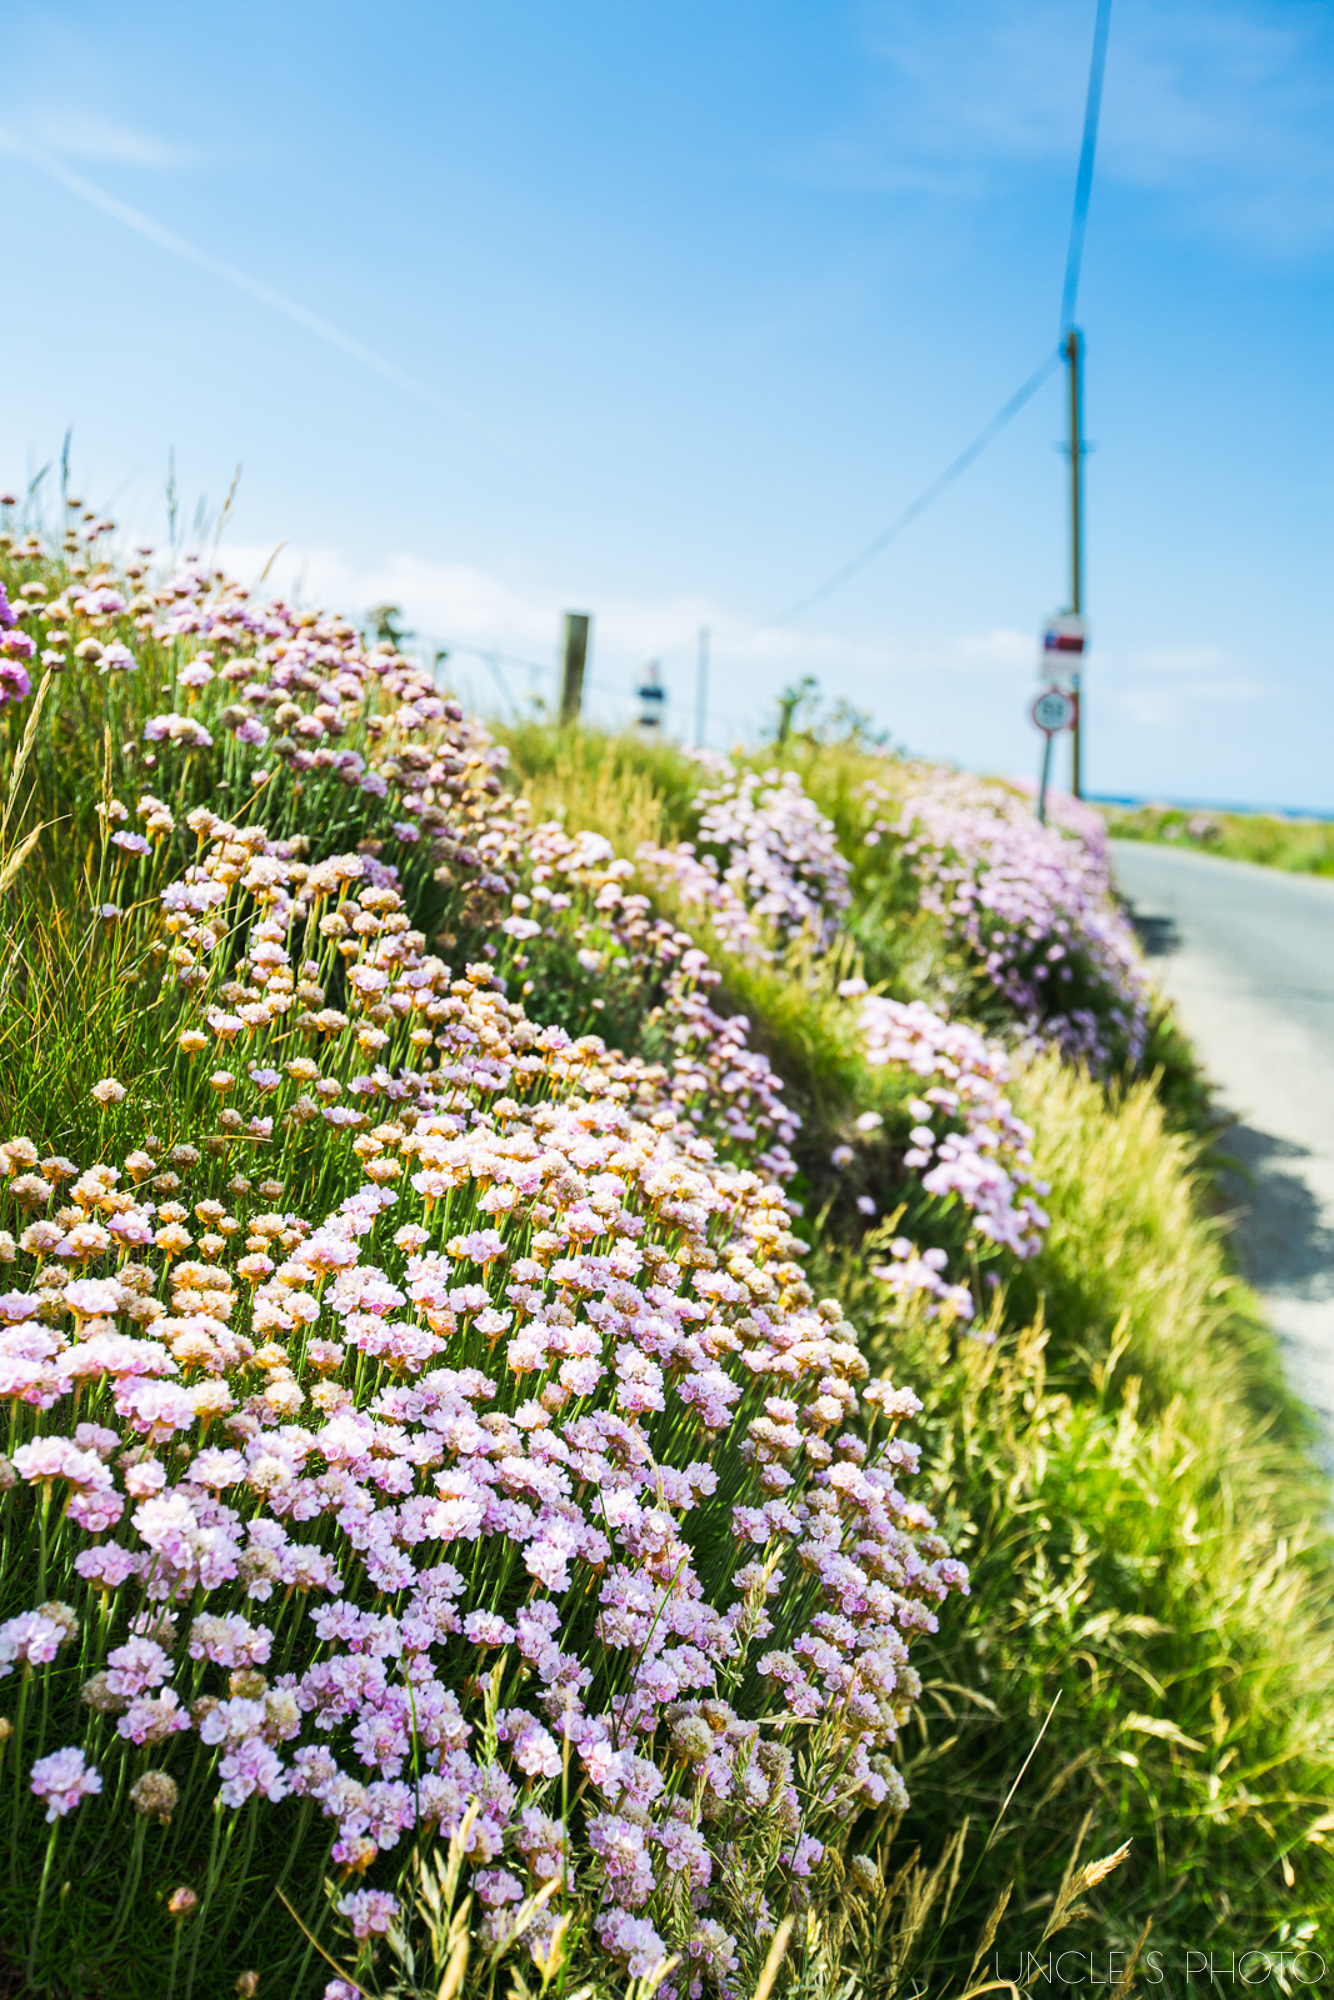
[
  {"x1": 1104, "y1": 801, "x2": 1334, "y2": 877},
  {"x1": 502, "y1": 727, "x2": 1334, "y2": 1956},
  {"x1": 841, "y1": 1059, "x2": 1334, "y2": 1957},
  {"x1": 1010, "y1": 1060, "x2": 1315, "y2": 1450},
  {"x1": 2, "y1": 503, "x2": 1332, "y2": 1992}
]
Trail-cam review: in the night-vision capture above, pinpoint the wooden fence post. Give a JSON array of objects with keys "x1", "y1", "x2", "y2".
[{"x1": 560, "y1": 612, "x2": 590, "y2": 724}]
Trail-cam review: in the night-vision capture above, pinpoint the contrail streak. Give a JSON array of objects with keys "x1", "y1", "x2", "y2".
[{"x1": 0, "y1": 129, "x2": 492, "y2": 442}]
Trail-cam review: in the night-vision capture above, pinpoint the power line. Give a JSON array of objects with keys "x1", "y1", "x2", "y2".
[
  {"x1": 743, "y1": 0, "x2": 1112, "y2": 637},
  {"x1": 395, "y1": 3, "x2": 1116, "y2": 729},
  {"x1": 758, "y1": 351, "x2": 1062, "y2": 630},
  {"x1": 1061, "y1": 0, "x2": 1114, "y2": 334},
  {"x1": 480, "y1": 649, "x2": 518, "y2": 715},
  {"x1": 423, "y1": 0, "x2": 1113, "y2": 737}
]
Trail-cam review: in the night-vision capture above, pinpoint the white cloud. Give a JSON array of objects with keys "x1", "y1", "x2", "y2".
[
  {"x1": 956, "y1": 627, "x2": 1033, "y2": 667},
  {"x1": 1111, "y1": 644, "x2": 1265, "y2": 727},
  {"x1": 219, "y1": 538, "x2": 894, "y2": 673},
  {"x1": 1133, "y1": 643, "x2": 1233, "y2": 673},
  {"x1": 1112, "y1": 678, "x2": 1263, "y2": 730},
  {"x1": 215, "y1": 537, "x2": 1063, "y2": 744},
  {"x1": 1120, "y1": 686, "x2": 1186, "y2": 730},
  {"x1": 210, "y1": 537, "x2": 1277, "y2": 781}
]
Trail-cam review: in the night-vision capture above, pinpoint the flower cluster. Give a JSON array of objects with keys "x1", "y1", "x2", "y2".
[
  {"x1": 521, "y1": 822, "x2": 800, "y2": 1181},
  {"x1": 0, "y1": 984, "x2": 961, "y2": 1981},
  {"x1": 865, "y1": 1241, "x2": 974, "y2": 1325},
  {"x1": 869, "y1": 771, "x2": 1149, "y2": 1073},
  {"x1": 850, "y1": 985, "x2": 1049, "y2": 1261},
  {"x1": 639, "y1": 762, "x2": 851, "y2": 963},
  {"x1": 0, "y1": 580, "x2": 35, "y2": 705},
  {"x1": 4, "y1": 536, "x2": 525, "y2": 943},
  {"x1": 0, "y1": 519, "x2": 1117, "y2": 1991}
]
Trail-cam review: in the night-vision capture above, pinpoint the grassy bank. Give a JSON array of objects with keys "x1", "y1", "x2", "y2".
[
  {"x1": 502, "y1": 730, "x2": 1334, "y2": 1961},
  {"x1": 862, "y1": 1061, "x2": 1334, "y2": 1960},
  {"x1": 1103, "y1": 800, "x2": 1334, "y2": 876},
  {"x1": 1, "y1": 508, "x2": 1332, "y2": 1996}
]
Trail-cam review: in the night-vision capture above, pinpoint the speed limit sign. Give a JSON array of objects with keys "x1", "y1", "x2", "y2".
[{"x1": 1032, "y1": 687, "x2": 1076, "y2": 735}]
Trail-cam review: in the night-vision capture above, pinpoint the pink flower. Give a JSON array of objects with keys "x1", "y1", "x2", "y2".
[
  {"x1": 74, "y1": 1545, "x2": 141, "y2": 1590},
  {"x1": 12, "y1": 1438, "x2": 110, "y2": 1491},
  {"x1": 64, "y1": 1278, "x2": 122, "y2": 1318},
  {"x1": 31, "y1": 1747, "x2": 101, "y2": 1820},
  {"x1": 598, "y1": 1910, "x2": 666, "y2": 1979},
  {"x1": 462, "y1": 1611, "x2": 514, "y2": 1648},
  {"x1": 67, "y1": 1487, "x2": 126, "y2": 1532},
  {"x1": 0, "y1": 659, "x2": 33, "y2": 706},
  {"x1": 116, "y1": 1689, "x2": 192, "y2": 1746},
  {"x1": 0, "y1": 1611, "x2": 75, "y2": 1672},
  {"x1": 116, "y1": 1381, "x2": 197, "y2": 1441},
  {"x1": 445, "y1": 1229, "x2": 507, "y2": 1265},
  {"x1": 336, "y1": 1888, "x2": 399, "y2": 1940},
  {"x1": 218, "y1": 1738, "x2": 289, "y2": 1807},
  {"x1": 105, "y1": 1637, "x2": 172, "y2": 1698}
]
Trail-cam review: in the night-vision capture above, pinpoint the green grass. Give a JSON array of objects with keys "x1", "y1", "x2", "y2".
[
  {"x1": 503, "y1": 728, "x2": 1334, "y2": 1958},
  {"x1": 1103, "y1": 800, "x2": 1334, "y2": 876},
  {"x1": 853, "y1": 1060, "x2": 1334, "y2": 1958},
  {"x1": 3, "y1": 508, "x2": 1334, "y2": 1992}
]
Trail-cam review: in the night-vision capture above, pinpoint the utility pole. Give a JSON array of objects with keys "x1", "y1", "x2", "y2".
[
  {"x1": 1065, "y1": 326, "x2": 1085, "y2": 797},
  {"x1": 559, "y1": 612, "x2": 590, "y2": 725},
  {"x1": 694, "y1": 627, "x2": 709, "y2": 748}
]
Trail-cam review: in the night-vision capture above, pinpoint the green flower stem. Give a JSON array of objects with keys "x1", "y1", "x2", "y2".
[
  {"x1": 8, "y1": 1664, "x2": 32, "y2": 1889},
  {"x1": 35, "y1": 1480, "x2": 52, "y2": 1600},
  {"x1": 103, "y1": 1810, "x2": 148, "y2": 1956},
  {"x1": 182, "y1": 1797, "x2": 232, "y2": 2000},
  {"x1": 24, "y1": 1816, "x2": 59, "y2": 1984}
]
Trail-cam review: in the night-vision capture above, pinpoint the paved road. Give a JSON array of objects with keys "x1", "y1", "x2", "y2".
[{"x1": 1111, "y1": 840, "x2": 1334, "y2": 1448}]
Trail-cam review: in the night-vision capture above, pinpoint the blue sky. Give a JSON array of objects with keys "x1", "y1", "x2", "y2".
[{"x1": 2, "y1": 0, "x2": 1332, "y2": 806}]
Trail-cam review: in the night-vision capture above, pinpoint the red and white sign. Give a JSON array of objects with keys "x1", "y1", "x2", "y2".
[
  {"x1": 1042, "y1": 615, "x2": 1086, "y2": 657},
  {"x1": 1031, "y1": 687, "x2": 1077, "y2": 735}
]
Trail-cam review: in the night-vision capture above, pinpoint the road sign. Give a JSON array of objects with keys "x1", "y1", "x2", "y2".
[
  {"x1": 637, "y1": 660, "x2": 666, "y2": 731},
  {"x1": 1032, "y1": 687, "x2": 1076, "y2": 735},
  {"x1": 1042, "y1": 615, "x2": 1086, "y2": 658}
]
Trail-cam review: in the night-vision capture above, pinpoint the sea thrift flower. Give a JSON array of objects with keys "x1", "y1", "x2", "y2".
[
  {"x1": 639, "y1": 762, "x2": 850, "y2": 960},
  {"x1": 859, "y1": 997, "x2": 1048, "y2": 1258},
  {"x1": 0, "y1": 1609, "x2": 77, "y2": 1672},
  {"x1": 30, "y1": 1747, "x2": 101, "y2": 1820},
  {"x1": 0, "y1": 661, "x2": 31, "y2": 706},
  {"x1": 337, "y1": 1888, "x2": 399, "y2": 1939},
  {"x1": 0, "y1": 545, "x2": 995, "y2": 1986},
  {"x1": 882, "y1": 769, "x2": 1149, "y2": 1072}
]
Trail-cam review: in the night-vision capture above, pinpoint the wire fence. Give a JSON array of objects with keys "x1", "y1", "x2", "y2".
[{"x1": 407, "y1": 629, "x2": 771, "y2": 747}]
